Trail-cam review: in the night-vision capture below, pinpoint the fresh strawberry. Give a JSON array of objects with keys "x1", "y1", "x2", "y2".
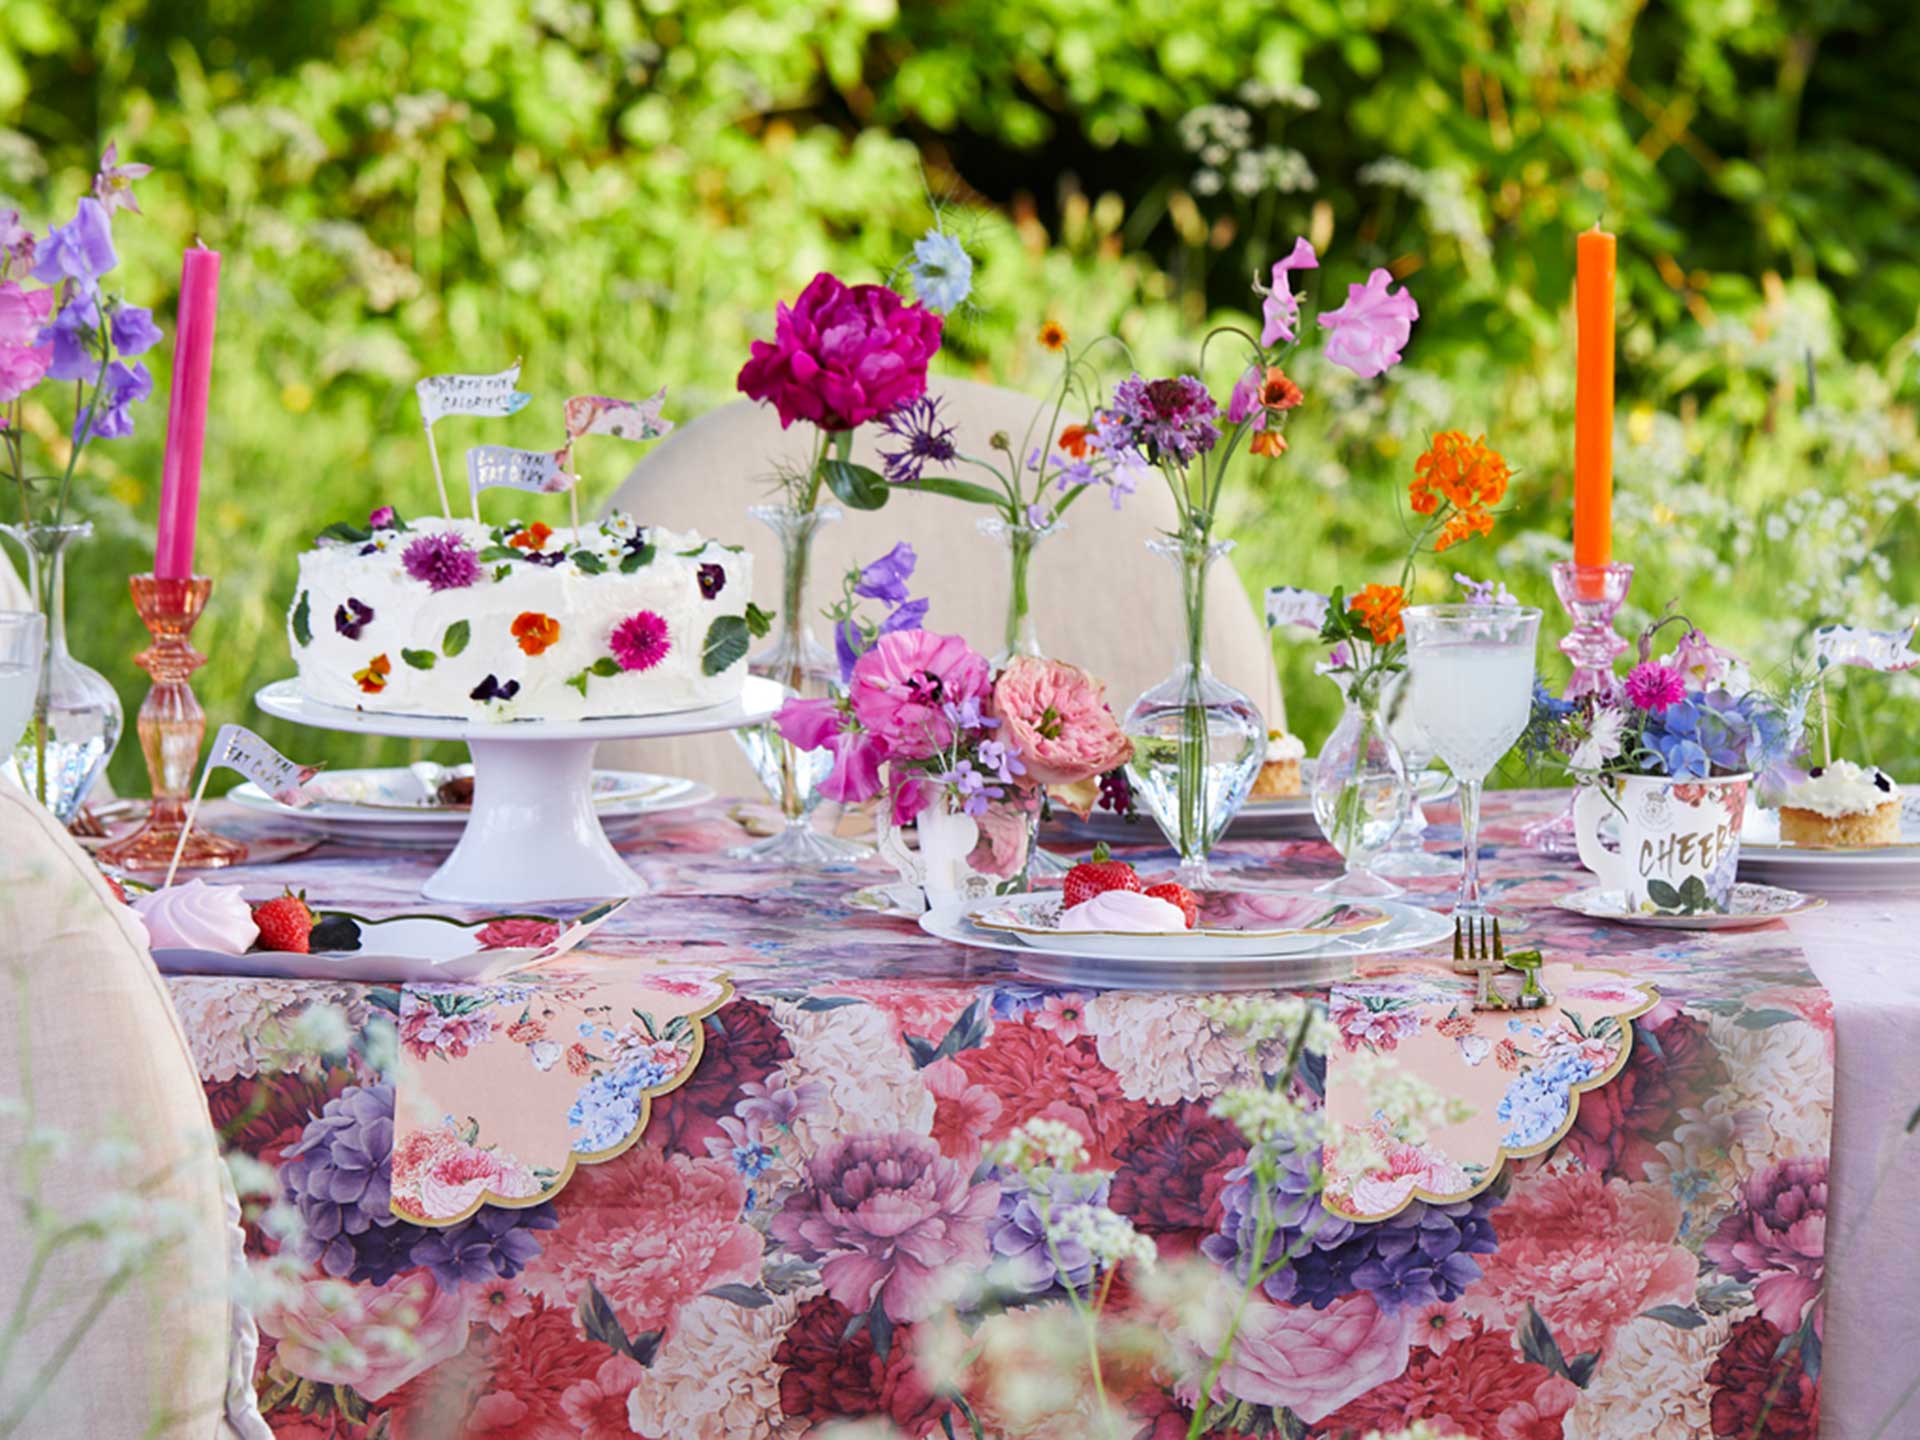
[
  {"x1": 100, "y1": 872, "x2": 128, "y2": 905},
  {"x1": 1062, "y1": 842, "x2": 1141, "y2": 909},
  {"x1": 1145, "y1": 881, "x2": 1200, "y2": 929},
  {"x1": 252, "y1": 890, "x2": 316, "y2": 953}
]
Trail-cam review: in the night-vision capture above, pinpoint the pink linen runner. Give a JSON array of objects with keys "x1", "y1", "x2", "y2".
[{"x1": 390, "y1": 962, "x2": 730, "y2": 1224}]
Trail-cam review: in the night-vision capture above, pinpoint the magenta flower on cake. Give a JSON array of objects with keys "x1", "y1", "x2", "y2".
[
  {"x1": 736, "y1": 271, "x2": 943, "y2": 431},
  {"x1": 402, "y1": 531, "x2": 481, "y2": 591},
  {"x1": 848, "y1": 629, "x2": 992, "y2": 761},
  {"x1": 610, "y1": 610, "x2": 671, "y2": 671},
  {"x1": 988, "y1": 655, "x2": 1133, "y2": 786},
  {"x1": 1316, "y1": 267, "x2": 1419, "y2": 377},
  {"x1": 1625, "y1": 660, "x2": 1687, "y2": 714}
]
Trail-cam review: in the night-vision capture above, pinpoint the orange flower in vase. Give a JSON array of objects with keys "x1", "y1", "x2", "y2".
[
  {"x1": 512, "y1": 612, "x2": 562, "y2": 656},
  {"x1": 1411, "y1": 431, "x2": 1510, "y2": 515},
  {"x1": 1249, "y1": 429, "x2": 1289, "y2": 458},
  {"x1": 1350, "y1": 584, "x2": 1406, "y2": 645},
  {"x1": 1057, "y1": 423, "x2": 1093, "y2": 458},
  {"x1": 354, "y1": 654, "x2": 392, "y2": 693},
  {"x1": 1037, "y1": 320, "x2": 1068, "y2": 352}
]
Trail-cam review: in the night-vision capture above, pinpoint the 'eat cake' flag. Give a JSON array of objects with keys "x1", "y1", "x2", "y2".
[{"x1": 467, "y1": 444, "x2": 574, "y2": 497}]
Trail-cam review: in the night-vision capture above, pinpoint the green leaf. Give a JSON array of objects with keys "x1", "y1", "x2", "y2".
[
  {"x1": 566, "y1": 671, "x2": 590, "y2": 696},
  {"x1": 571, "y1": 549, "x2": 606, "y2": 574},
  {"x1": 291, "y1": 591, "x2": 312, "y2": 646},
  {"x1": 744, "y1": 601, "x2": 775, "y2": 639},
  {"x1": 317, "y1": 521, "x2": 371, "y2": 544},
  {"x1": 821, "y1": 458, "x2": 890, "y2": 510},
  {"x1": 1645, "y1": 879, "x2": 1684, "y2": 912},
  {"x1": 477, "y1": 545, "x2": 520, "y2": 563},
  {"x1": 492, "y1": 564, "x2": 513, "y2": 583},
  {"x1": 703, "y1": 1283, "x2": 773, "y2": 1309},
  {"x1": 401, "y1": 648, "x2": 436, "y2": 670},
  {"x1": 1734, "y1": 1007, "x2": 1804, "y2": 1030},
  {"x1": 1642, "y1": 1304, "x2": 1708, "y2": 1330},
  {"x1": 620, "y1": 543, "x2": 656, "y2": 572},
  {"x1": 903, "y1": 475, "x2": 1006, "y2": 506},
  {"x1": 589, "y1": 656, "x2": 621, "y2": 677},
  {"x1": 1517, "y1": 1304, "x2": 1569, "y2": 1378},
  {"x1": 441, "y1": 620, "x2": 470, "y2": 657},
  {"x1": 702, "y1": 614, "x2": 750, "y2": 675}
]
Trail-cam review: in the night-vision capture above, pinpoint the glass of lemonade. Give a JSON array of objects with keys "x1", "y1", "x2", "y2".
[
  {"x1": 0, "y1": 611, "x2": 46, "y2": 763},
  {"x1": 1403, "y1": 604, "x2": 1540, "y2": 923}
]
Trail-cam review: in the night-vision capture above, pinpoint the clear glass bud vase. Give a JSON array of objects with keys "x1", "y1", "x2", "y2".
[
  {"x1": 978, "y1": 514, "x2": 1061, "y2": 663},
  {"x1": 1, "y1": 522, "x2": 123, "y2": 823},
  {"x1": 1309, "y1": 670, "x2": 1411, "y2": 896},
  {"x1": 730, "y1": 503, "x2": 871, "y2": 864},
  {"x1": 1120, "y1": 534, "x2": 1264, "y2": 888}
]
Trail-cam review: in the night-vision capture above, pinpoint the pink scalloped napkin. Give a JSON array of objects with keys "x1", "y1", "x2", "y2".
[
  {"x1": 1320, "y1": 961, "x2": 1657, "y2": 1222},
  {"x1": 389, "y1": 962, "x2": 732, "y2": 1225}
]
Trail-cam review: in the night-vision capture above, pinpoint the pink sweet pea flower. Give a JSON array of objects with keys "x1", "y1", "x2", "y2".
[
  {"x1": 820, "y1": 727, "x2": 887, "y2": 805},
  {"x1": 1316, "y1": 268, "x2": 1420, "y2": 378},
  {"x1": 0, "y1": 282, "x2": 54, "y2": 403},
  {"x1": 773, "y1": 695, "x2": 845, "y2": 751},
  {"x1": 1260, "y1": 237, "x2": 1320, "y2": 346}
]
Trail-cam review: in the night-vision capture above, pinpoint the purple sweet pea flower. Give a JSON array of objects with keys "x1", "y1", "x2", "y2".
[
  {"x1": 92, "y1": 142, "x2": 153, "y2": 220},
  {"x1": 1317, "y1": 268, "x2": 1419, "y2": 378},
  {"x1": 1259, "y1": 237, "x2": 1320, "y2": 346},
  {"x1": 879, "y1": 596, "x2": 929, "y2": 636},
  {"x1": 40, "y1": 294, "x2": 101, "y2": 381},
  {"x1": 854, "y1": 542, "x2": 917, "y2": 604},
  {"x1": 73, "y1": 360, "x2": 150, "y2": 442},
  {"x1": 31, "y1": 198, "x2": 117, "y2": 291},
  {"x1": 0, "y1": 211, "x2": 34, "y2": 271},
  {"x1": 109, "y1": 304, "x2": 161, "y2": 358}
]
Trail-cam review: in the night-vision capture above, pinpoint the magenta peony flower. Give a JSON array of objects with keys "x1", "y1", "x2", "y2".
[
  {"x1": 769, "y1": 1131, "x2": 995, "y2": 1323},
  {"x1": 736, "y1": 272, "x2": 943, "y2": 432},
  {"x1": 401, "y1": 531, "x2": 481, "y2": 591},
  {"x1": 1316, "y1": 267, "x2": 1419, "y2": 378},
  {"x1": 1259, "y1": 236, "x2": 1320, "y2": 346},
  {"x1": 849, "y1": 629, "x2": 992, "y2": 761},
  {"x1": 1703, "y1": 1157, "x2": 1826, "y2": 1332},
  {"x1": 989, "y1": 656, "x2": 1133, "y2": 786},
  {"x1": 610, "y1": 610, "x2": 671, "y2": 671},
  {"x1": 1625, "y1": 660, "x2": 1688, "y2": 714},
  {"x1": 475, "y1": 917, "x2": 563, "y2": 951},
  {"x1": 0, "y1": 282, "x2": 53, "y2": 403}
]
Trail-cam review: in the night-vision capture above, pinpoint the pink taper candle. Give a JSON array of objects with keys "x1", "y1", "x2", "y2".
[{"x1": 155, "y1": 244, "x2": 221, "y2": 579}]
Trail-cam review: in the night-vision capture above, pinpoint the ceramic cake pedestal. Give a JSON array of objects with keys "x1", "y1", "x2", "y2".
[{"x1": 255, "y1": 676, "x2": 783, "y2": 903}]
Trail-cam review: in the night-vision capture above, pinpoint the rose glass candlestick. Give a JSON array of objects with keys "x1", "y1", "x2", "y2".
[
  {"x1": 1524, "y1": 560, "x2": 1634, "y2": 857},
  {"x1": 98, "y1": 575, "x2": 248, "y2": 870}
]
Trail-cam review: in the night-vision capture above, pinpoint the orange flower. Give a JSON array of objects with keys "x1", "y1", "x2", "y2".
[
  {"x1": 1435, "y1": 507, "x2": 1496, "y2": 552},
  {"x1": 1350, "y1": 584, "x2": 1406, "y2": 645},
  {"x1": 353, "y1": 654, "x2": 392, "y2": 693},
  {"x1": 1411, "y1": 430, "x2": 1510, "y2": 516},
  {"x1": 512, "y1": 611, "x2": 562, "y2": 656},
  {"x1": 509, "y1": 522, "x2": 554, "y2": 552},
  {"x1": 1037, "y1": 320, "x2": 1068, "y2": 352},
  {"x1": 1057, "y1": 423, "x2": 1093, "y2": 458},
  {"x1": 1258, "y1": 368, "x2": 1304, "y2": 412},
  {"x1": 1249, "y1": 428, "x2": 1289, "y2": 457}
]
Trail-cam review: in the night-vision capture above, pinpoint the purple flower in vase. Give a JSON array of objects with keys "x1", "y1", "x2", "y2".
[
  {"x1": 697, "y1": 562, "x2": 726, "y2": 599},
  {"x1": 470, "y1": 674, "x2": 521, "y2": 703},
  {"x1": 855, "y1": 542, "x2": 917, "y2": 604},
  {"x1": 92, "y1": 142, "x2": 153, "y2": 219},
  {"x1": 334, "y1": 598, "x2": 374, "y2": 639},
  {"x1": 40, "y1": 294, "x2": 100, "y2": 381},
  {"x1": 1096, "y1": 375, "x2": 1220, "y2": 466},
  {"x1": 1625, "y1": 661, "x2": 1687, "y2": 715},
  {"x1": 1644, "y1": 699, "x2": 1711, "y2": 778},
  {"x1": 109, "y1": 304, "x2": 161, "y2": 358},
  {"x1": 877, "y1": 396, "x2": 957, "y2": 484},
  {"x1": 72, "y1": 360, "x2": 150, "y2": 442},
  {"x1": 402, "y1": 532, "x2": 482, "y2": 591},
  {"x1": 31, "y1": 198, "x2": 117, "y2": 291}
]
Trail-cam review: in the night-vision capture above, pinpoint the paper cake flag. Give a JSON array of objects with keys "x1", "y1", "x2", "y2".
[
  {"x1": 415, "y1": 361, "x2": 534, "y2": 518},
  {"x1": 165, "y1": 725, "x2": 323, "y2": 886},
  {"x1": 1812, "y1": 618, "x2": 1920, "y2": 673},
  {"x1": 467, "y1": 444, "x2": 575, "y2": 499},
  {"x1": 1265, "y1": 585, "x2": 1332, "y2": 634},
  {"x1": 563, "y1": 390, "x2": 672, "y2": 443}
]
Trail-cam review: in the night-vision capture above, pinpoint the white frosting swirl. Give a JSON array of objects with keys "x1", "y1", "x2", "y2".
[
  {"x1": 1058, "y1": 890, "x2": 1188, "y2": 933},
  {"x1": 1782, "y1": 759, "x2": 1899, "y2": 819},
  {"x1": 1264, "y1": 731, "x2": 1306, "y2": 763},
  {"x1": 132, "y1": 881, "x2": 259, "y2": 955}
]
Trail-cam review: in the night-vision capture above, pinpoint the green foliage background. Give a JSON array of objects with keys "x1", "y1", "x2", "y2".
[{"x1": 4, "y1": 0, "x2": 1917, "y2": 795}]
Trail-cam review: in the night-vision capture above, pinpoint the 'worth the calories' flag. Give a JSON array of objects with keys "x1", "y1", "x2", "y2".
[
  {"x1": 416, "y1": 362, "x2": 534, "y2": 428},
  {"x1": 209, "y1": 723, "x2": 322, "y2": 808}
]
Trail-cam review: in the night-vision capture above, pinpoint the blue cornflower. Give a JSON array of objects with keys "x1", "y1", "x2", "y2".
[{"x1": 877, "y1": 396, "x2": 958, "y2": 484}]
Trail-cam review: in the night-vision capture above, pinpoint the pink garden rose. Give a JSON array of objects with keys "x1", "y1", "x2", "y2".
[
  {"x1": 0, "y1": 281, "x2": 53, "y2": 402},
  {"x1": 1316, "y1": 267, "x2": 1419, "y2": 378},
  {"x1": 770, "y1": 1130, "x2": 996, "y2": 1322},
  {"x1": 258, "y1": 1269, "x2": 473, "y2": 1401},
  {"x1": 988, "y1": 656, "x2": 1133, "y2": 786},
  {"x1": 737, "y1": 271, "x2": 943, "y2": 431},
  {"x1": 849, "y1": 629, "x2": 992, "y2": 760},
  {"x1": 1182, "y1": 1288, "x2": 1414, "y2": 1423}
]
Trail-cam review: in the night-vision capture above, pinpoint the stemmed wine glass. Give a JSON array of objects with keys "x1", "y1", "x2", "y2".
[
  {"x1": 1403, "y1": 604, "x2": 1540, "y2": 924},
  {"x1": 0, "y1": 611, "x2": 46, "y2": 770},
  {"x1": 1371, "y1": 668, "x2": 1459, "y2": 879}
]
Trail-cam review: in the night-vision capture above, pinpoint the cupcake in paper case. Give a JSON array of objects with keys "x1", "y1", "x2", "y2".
[
  {"x1": 1250, "y1": 729, "x2": 1306, "y2": 798},
  {"x1": 1777, "y1": 759, "x2": 1901, "y2": 848}
]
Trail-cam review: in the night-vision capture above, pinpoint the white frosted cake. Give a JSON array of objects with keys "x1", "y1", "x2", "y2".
[{"x1": 288, "y1": 510, "x2": 757, "y2": 721}]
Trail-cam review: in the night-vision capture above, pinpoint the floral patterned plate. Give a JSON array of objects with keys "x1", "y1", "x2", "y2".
[
  {"x1": 148, "y1": 899, "x2": 628, "y2": 983},
  {"x1": 970, "y1": 890, "x2": 1391, "y2": 957},
  {"x1": 1556, "y1": 883, "x2": 1823, "y2": 930}
]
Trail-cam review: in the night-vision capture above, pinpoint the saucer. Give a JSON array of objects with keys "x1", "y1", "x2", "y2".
[{"x1": 1555, "y1": 883, "x2": 1823, "y2": 931}]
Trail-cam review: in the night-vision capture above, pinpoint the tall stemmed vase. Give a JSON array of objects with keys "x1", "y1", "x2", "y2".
[
  {"x1": 1122, "y1": 533, "x2": 1263, "y2": 888},
  {"x1": 1524, "y1": 561, "x2": 1634, "y2": 856},
  {"x1": 979, "y1": 515, "x2": 1060, "y2": 663},
  {"x1": 731, "y1": 503, "x2": 871, "y2": 863}
]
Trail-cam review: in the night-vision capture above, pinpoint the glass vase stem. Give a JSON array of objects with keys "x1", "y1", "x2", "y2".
[
  {"x1": 1455, "y1": 777, "x2": 1484, "y2": 916},
  {"x1": 1177, "y1": 537, "x2": 1211, "y2": 862}
]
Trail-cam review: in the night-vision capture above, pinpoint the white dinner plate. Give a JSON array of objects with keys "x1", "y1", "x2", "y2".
[
  {"x1": 150, "y1": 899, "x2": 627, "y2": 983},
  {"x1": 1556, "y1": 883, "x2": 1824, "y2": 931},
  {"x1": 1736, "y1": 794, "x2": 1920, "y2": 892},
  {"x1": 970, "y1": 890, "x2": 1391, "y2": 958},
  {"x1": 919, "y1": 895, "x2": 1452, "y2": 991}
]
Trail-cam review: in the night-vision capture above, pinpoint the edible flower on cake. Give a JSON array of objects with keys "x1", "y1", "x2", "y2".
[{"x1": 1058, "y1": 888, "x2": 1189, "y2": 933}]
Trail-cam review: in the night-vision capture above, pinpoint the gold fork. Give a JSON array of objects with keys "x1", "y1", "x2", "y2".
[{"x1": 1453, "y1": 914, "x2": 1507, "y2": 1009}]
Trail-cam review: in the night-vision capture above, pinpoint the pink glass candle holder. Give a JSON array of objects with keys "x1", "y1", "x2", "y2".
[
  {"x1": 98, "y1": 574, "x2": 247, "y2": 871},
  {"x1": 1525, "y1": 560, "x2": 1634, "y2": 856}
]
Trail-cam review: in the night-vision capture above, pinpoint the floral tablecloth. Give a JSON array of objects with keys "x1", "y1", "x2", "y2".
[{"x1": 167, "y1": 791, "x2": 1857, "y2": 1439}]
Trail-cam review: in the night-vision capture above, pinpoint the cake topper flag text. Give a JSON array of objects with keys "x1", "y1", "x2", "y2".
[
  {"x1": 1812, "y1": 618, "x2": 1920, "y2": 673},
  {"x1": 415, "y1": 361, "x2": 533, "y2": 519},
  {"x1": 166, "y1": 725, "x2": 323, "y2": 887},
  {"x1": 563, "y1": 391, "x2": 673, "y2": 444}
]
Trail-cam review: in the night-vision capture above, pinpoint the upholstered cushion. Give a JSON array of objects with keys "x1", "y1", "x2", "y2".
[
  {"x1": 595, "y1": 376, "x2": 1284, "y2": 792},
  {"x1": 0, "y1": 779, "x2": 257, "y2": 1437}
]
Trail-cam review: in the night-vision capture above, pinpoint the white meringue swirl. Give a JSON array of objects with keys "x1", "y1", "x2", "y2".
[
  {"x1": 1058, "y1": 889, "x2": 1189, "y2": 933},
  {"x1": 132, "y1": 880, "x2": 259, "y2": 955}
]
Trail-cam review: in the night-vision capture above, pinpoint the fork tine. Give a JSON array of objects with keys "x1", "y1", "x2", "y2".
[
  {"x1": 1453, "y1": 917, "x2": 1464, "y2": 964},
  {"x1": 1492, "y1": 917, "x2": 1504, "y2": 964}
]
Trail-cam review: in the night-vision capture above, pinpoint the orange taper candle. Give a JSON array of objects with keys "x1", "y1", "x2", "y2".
[{"x1": 1572, "y1": 225, "x2": 1616, "y2": 569}]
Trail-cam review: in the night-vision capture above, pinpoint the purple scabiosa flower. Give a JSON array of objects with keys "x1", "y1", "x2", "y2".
[
  {"x1": 109, "y1": 304, "x2": 161, "y2": 358},
  {"x1": 1625, "y1": 661, "x2": 1687, "y2": 715},
  {"x1": 987, "y1": 1170, "x2": 1110, "y2": 1297},
  {"x1": 334, "y1": 598, "x2": 374, "y2": 639},
  {"x1": 697, "y1": 562, "x2": 726, "y2": 599},
  {"x1": 877, "y1": 395, "x2": 958, "y2": 484},
  {"x1": 73, "y1": 360, "x2": 150, "y2": 442},
  {"x1": 31, "y1": 198, "x2": 117, "y2": 291},
  {"x1": 1202, "y1": 1141, "x2": 1498, "y2": 1314},
  {"x1": 1095, "y1": 375, "x2": 1220, "y2": 466},
  {"x1": 470, "y1": 674, "x2": 521, "y2": 703},
  {"x1": 402, "y1": 531, "x2": 482, "y2": 591},
  {"x1": 610, "y1": 611, "x2": 671, "y2": 671}
]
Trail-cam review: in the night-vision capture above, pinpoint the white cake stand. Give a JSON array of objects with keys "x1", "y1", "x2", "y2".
[{"x1": 255, "y1": 677, "x2": 784, "y2": 903}]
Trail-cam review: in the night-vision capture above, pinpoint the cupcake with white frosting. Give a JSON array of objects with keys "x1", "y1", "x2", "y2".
[
  {"x1": 1251, "y1": 729, "x2": 1306, "y2": 798},
  {"x1": 1778, "y1": 760, "x2": 1901, "y2": 848}
]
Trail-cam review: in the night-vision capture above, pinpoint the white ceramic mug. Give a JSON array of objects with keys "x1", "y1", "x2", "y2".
[
  {"x1": 1573, "y1": 771, "x2": 1750, "y2": 914},
  {"x1": 876, "y1": 799, "x2": 996, "y2": 919}
]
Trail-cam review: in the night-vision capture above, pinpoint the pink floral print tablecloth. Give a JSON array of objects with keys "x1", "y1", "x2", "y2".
[{"x1": 168, "y1": 791, "x2": 1834, "y2": 1439}]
